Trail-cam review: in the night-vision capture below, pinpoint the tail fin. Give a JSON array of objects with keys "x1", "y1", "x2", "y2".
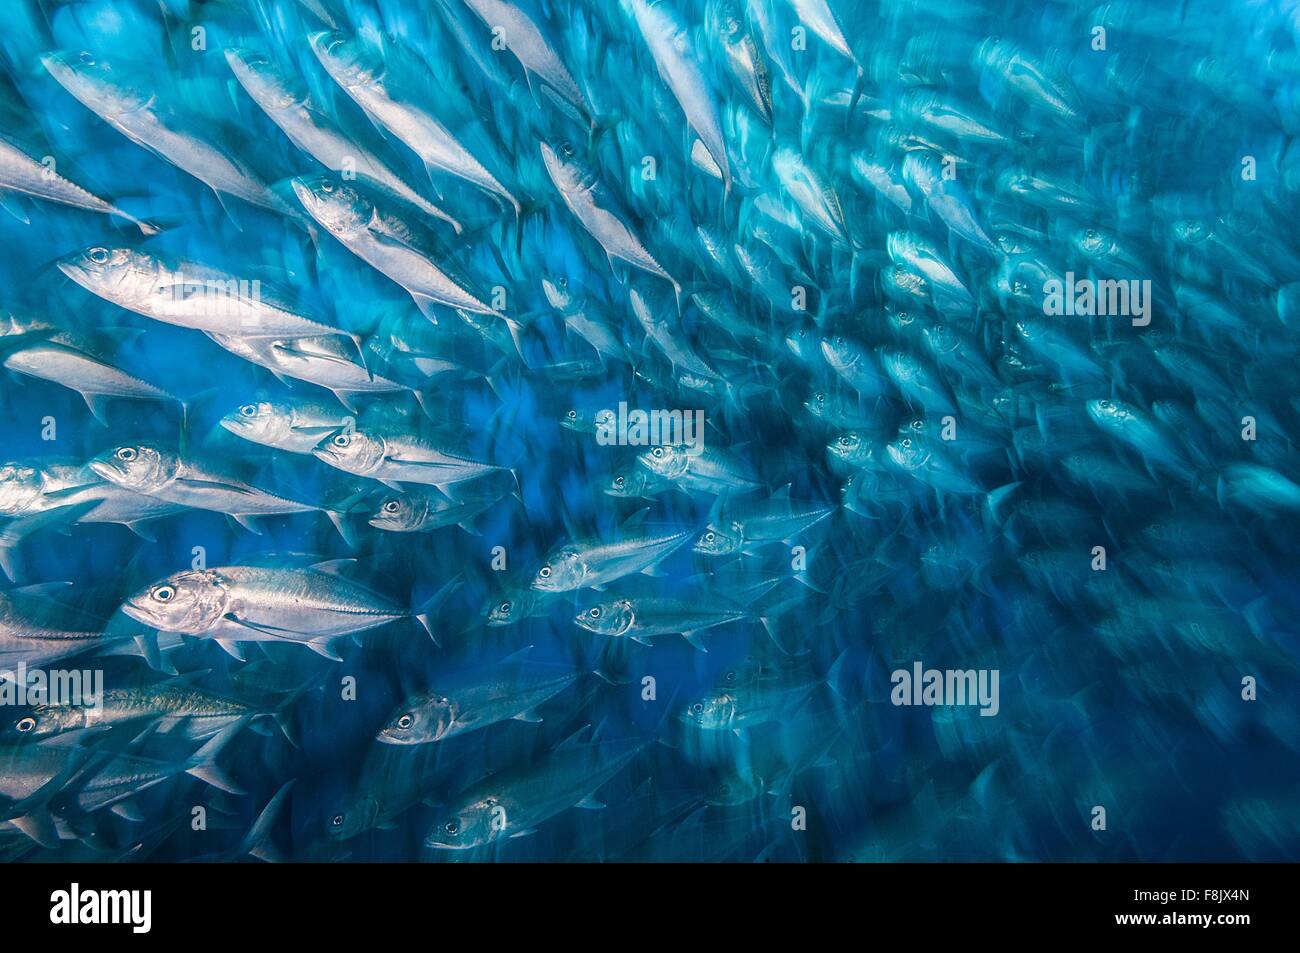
[
  {"x1": 184, "y1": 720, "x2": 246, "y2": 794},
  {"x1": 413, "y1": 574, "x2": 463, "y2": 646},
  {"x1": 241, "y1": 779, "x2": 295, "y2": 862}
]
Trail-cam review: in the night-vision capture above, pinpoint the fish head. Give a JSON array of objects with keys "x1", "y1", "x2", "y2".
[
  {"x1": 88, "y1": 444, "x2": 175, "y2": 492},
  {"x1": 220, "y1": 400, "x2": 290, "y2": 446},
  {"x1": 425, "y1": 796, "x2": 502, "y2": 849},
  {"x1": 0, "y1": 463, "x2": 46, "y2": 516},
  {"x1": 605, "y1": 465, "x2": 652, "y2": 498},
  {"x1": 376, "y1": 694, "x2": 453, "y2": 745},
  {"x1": 829, "y1": 430, "x2": 872, "y2": 466},
  {"x1": 486, "y1": 589, "x2": 534, "y2": 626},
  {"x1": 40, "y1": 51, "x2": 153, "y2": 118},
  {"x1": 312, "y1": 427, "x2": 386, "y2": 476},
  {"x1": 921, "y1": 323, "x2": 958, "y2": 355},
  {"x1": 369, "y1": 492, "x2": 428, "y2": 532},
  {"x1": 785, "y1": 325, "x2": 819, "y2": 363},
  {"x1": 7, "y1": 705, "x2": 83, "y2": 741},
  {"x1": 539, "y1": 140, "x2": 593, "y2": 194},
  {"x1": 541, "y1": 276, "x2": 575, "y2": 311},
  {"x1": 122, "y1": 569, "x2": 229, "y2": 633},
  {"x1": 973, "y1": 35, "x2": 1016, "y2": 75},
  {"x1": 560, "y1": 407, "x2": 590, "y2": 433},
  {"x1": 879, "y1": 348, "x2": 918, "y2": 382},
  {"x1": 819, "y1": 334, "x2": 862, "y2": 372},
  {"x1": 291, "y1": 175, "x2": 371, "y2": 236},
  {"x1": 327, "y1": 795, "x2": 380, "y2": 840},
  {"x1": 1072, "y1": 227, "x2": 1112, "y2": 259},
  {"x1": 225, "y1": 47, "x2": 305, "y2": 111},
  {"x1": 532, "y1": 547, "x2": 583, "y2": 591},
  {"x1": 57, "y1": 245, "x2": 146, "y2": 299},
  {"x1": 308, "y1": 31, "x2": 384, "y2": 89},
  {"x1": 681, "y1": 690, "x2": 737, "y2": 730},
  {"x1": 574, "y1": 598, "x2": 634, "y2": 636},
  {"x1": 639, "y1": 444, "x2": 689, "y2": 479},
  {"x1": 694, "y1": 524, "x2": 741, "y2": 556},
  {"x1": 1086, "y1": 398, "x2": 1133, "y2": 430},
  {"x1": 885, "y1": 435, "x2": 929, "y2": 472}
]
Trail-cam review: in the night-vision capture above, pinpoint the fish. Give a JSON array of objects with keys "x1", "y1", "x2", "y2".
[
  {"x1": 87, "y1": 443, "x2": 355, "y2": 541},
  {"x1": 40, "y1": 51, "x2": 294, "y2": 219},
  {"x1": 291, "y1": 174, "x2": 494, "y2": 317},
  {"x1": 311, "y1": 421, "x2": 511, "y2": 490},
  {"x1": 539, "y1": 140, "x2": 681, "y2": 298},
  {"x1": 3, "y1": 342, "x2": 181, "y2": 425},
  {"x1": 532, "y1": 524, "x2": 692, "y2": 592},
  {"x1": 0, "y1": 134, "x2": 157, "y2": 234},
  {"x1": 425, "y1": 731, "x2": 644, "y2": 849},
  {"x1": 309, "y1": 31, "x2": 522, "y2": 215},
  {"x1": 57, "y1": 246, "x2": 360, "y2": 348},
  {"x1": 120, "y1": 563, "x2": 437, "y2": 659},
  {"x1": 219, "y1": 398, "x2": 355, "y2": 455},
  {"x1": 375, "y1": 651, "x2": 580, "y2": 745}
]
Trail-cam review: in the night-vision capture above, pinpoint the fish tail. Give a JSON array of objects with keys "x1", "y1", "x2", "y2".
[
  {"x1": 324, "y1": 505, "x2": 359, "y2": 549},
  {"x1": 241, "y1": 779, "x2": 295, "y2": 862},
  {"x1": 184, "y1": 720, "x2": 247, "y2": 794}
]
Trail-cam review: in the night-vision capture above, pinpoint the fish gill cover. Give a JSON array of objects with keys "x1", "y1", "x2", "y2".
[{"x1": 0, "y1": 0, "x2": 1295, "y2": 864}]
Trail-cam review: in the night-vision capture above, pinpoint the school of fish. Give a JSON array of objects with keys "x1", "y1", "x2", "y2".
[{"x1": 0, "y1": 0, "x2": 1297, "y2": 862}]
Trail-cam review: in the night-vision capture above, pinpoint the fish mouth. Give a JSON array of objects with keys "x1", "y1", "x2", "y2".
[
  {"x1": 307, "y1": 31, "x2": 347, "y2": 61},
  {"x1": 217, "y1": 415, "x2": 248, "y2": 436},
  {"x1": 289, "y1": 176, "x2": 322, "y2": 212},
  {"x1": 87, "y1": 458, "x2": 122, "y2": 481},
  {"x1": 119, "y1": 600, "x2": 153, "y2": 625},
  {"x1": 56, "y1": 258, "x2": 94, "y2": 288},
  {"x1": 819, "y1": 340, "x2": 851, "y2": 368},
  {"x1": 38, "y1": 51, "x2": 82, "y2": 86}
]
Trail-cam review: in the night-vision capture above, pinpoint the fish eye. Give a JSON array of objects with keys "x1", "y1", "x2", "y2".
[
  {"x1": 539, "y1": 567, "x2": 552, "y2": 578},
  {"x1": 499, "y1": 602, "x2": 511, "y2": 612},
  {"x1": 901, "y1": 438, "x2": 912, "y2": 449},
  {"x1": 692, "y1": 703, "x2": 704, "y2": 714},
  {"x1": 1100, "y1": 399, "x2": 1113, "y2": 409},
  {"x1": 559, "y1": 142, "x2": 575, "y2": 158},
  {"x1": 116, "y1": 446, "x2": 137, "y2": 461},
  {"x1": 321, "y1": 180, "x2": 335, "y2": 194},
  {"x1": 566, "y1": 410, "x2": 577, "y2": 419},
  {"x1": 88, "y1": 246, "x2": 109, "y2": 264},
  {"x1": 724, "y1": 671, "x2": 736, "y2": 682},
  {"x1": 397, "y1": 714, "x2": 413, "y2": 730},
  {"x1": 331, "y1": 814, "x2": 344, "y2": 827},
  {"x1": 898, "y1": 312, "x2": 910, "y2": 323},
  {"x1": 838, "y1": 435, "x2": 851, "y2": 446},
  {"x1": 153, "y1": 585, "x2": 175, "y2": 602},
  {"x1": 704, "y1": 531, "x2": 715, "y2": 541},
  {"x1": 558, "y1": 277, "x2": 568, "y2": 287},
  {"x1": 239, "y1": 404, "x2": 257, "y2": 417},
  {"x1": 383, "y1": 500, "x2": 400, "y2": 513},
  {"x1": 332, "y1": 433, "x2": 351, "y2": 447},
  {"x1": 1085, "y1": 229, "x2": 1099, "y2": 241},
  {"x1": 589, "y1": 607, "x2": 602, "y2": 619},
  {"x1": 79, "y1": 52, "x2": 96, "y2": 65},
  {"x1": 15, "y1": 717, "x2": 35, "y2": 733},
  {"x1": 652, "y1": 447, "x2": 664, "y2": 457},
  {"x1": 614, "y1": 476, "x2": 625, "y2": 486},
  {"x1": 445, "y1": 820, "x2": 459, "y2": 834}
]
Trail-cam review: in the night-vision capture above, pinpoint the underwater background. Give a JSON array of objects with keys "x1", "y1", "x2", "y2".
[{"x1": 0, "y1": 0, "x2": 1298, "y2": 862}]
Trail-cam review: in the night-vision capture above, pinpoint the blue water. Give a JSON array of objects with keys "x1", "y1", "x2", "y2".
[{"x1": 1, "y1": 0, "x2": 1299, "y2": 862}]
